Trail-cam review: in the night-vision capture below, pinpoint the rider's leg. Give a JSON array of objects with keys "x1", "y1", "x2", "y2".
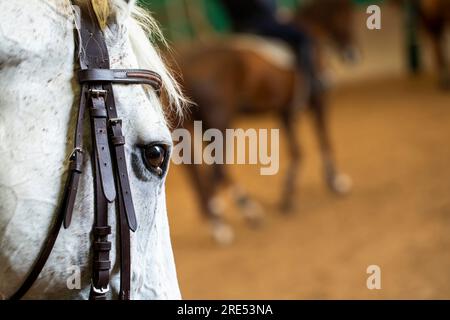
[{"x1": 251, "y1": 19, "x2": 324, "y2": 94}]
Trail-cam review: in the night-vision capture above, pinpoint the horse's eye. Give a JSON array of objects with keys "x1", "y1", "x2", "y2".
[{"x1": 142, "y1": 144, "x2": 167, "y2": 176}]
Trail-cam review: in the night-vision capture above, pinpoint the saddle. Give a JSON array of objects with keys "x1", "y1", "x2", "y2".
[
  {"x1": 229, "y1": 35, "x2": 297, "y2": 71},
  {"x1": 10, "y1": 1, "x2": 162, "y2": 300}
]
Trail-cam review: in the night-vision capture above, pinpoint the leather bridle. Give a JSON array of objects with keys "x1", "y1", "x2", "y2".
[{"x1": 9, "y1": 1, "x2": 163, "y2": 300}]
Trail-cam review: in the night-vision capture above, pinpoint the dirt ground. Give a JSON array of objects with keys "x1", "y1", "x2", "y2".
[{"x1": 166, "y1": 75, "x2": 450, "y2": 299}]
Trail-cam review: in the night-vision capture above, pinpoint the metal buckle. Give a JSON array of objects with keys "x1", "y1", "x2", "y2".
[
  {"x1": 89, "y1": 89, "x2": 108, "y2": 99},
  {"x1": 69, "y1": 147, "x2": 83, "y2": 160},
  {"x1": 109, "y1": 118, "x2": 122, "y2": 126},
  {"x1": 91, "y1": 281, "x2": 110, "y2": 295}
]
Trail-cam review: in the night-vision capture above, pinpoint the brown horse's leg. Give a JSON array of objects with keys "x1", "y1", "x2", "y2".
[
  {"x1": 227, "y1": 182, "x2": 265, "y2": 228},
  {"x1": 210, "y1": 132, "x2": 264, "y2": 228},
  {"x1": 183, "y1": 120, "x2": 235, "y2": 245},
  {"x1": 185, "y1": 163, "x2": 213, "y2": 219},
  {"x1": 310, "y1": 92, "x2": 352, "y2": 195},
  {"x1": 185, "y1": 162, "x2": 234, "y2": 245},
  {"x1": 430, "y1": 31, "x2": 449, "y2": 89},
  {"x1": 280, "y1": 109, "x2": 301, "y2": 212}
]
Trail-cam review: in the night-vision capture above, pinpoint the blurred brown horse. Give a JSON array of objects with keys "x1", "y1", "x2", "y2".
[
  {"x1": 396, "y1": 0, "x2": 450, "y2": 87},
  {"x1": 418, "y1": 0, "x2": 450, "y2": 88},
  {"x1": 176, "y1": 0, "x2": 355, "y2": 244}
]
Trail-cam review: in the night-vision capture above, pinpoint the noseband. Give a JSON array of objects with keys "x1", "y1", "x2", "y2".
[{"x1": 10, "y1": 1, "x2": 163, "y2": 300}]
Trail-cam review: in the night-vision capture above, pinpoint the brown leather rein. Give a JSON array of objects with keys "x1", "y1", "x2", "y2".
[{"x1": 9, "y1": 1, "x2": 163, "y2": 300}]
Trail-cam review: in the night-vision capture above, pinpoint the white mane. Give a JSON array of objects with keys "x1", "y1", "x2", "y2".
[
  {"x1": 90, "y1": 0, "x2": 188, "y2": 121},
  {"x1": 128, "y1": 3, "x2": 188, "y2": 121}
]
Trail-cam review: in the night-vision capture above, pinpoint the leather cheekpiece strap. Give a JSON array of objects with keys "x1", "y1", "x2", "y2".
[{"x1": 89, "y1": 87, "x2": 117, "y2": 203}]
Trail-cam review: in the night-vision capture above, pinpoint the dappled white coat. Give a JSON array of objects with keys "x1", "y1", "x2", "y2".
[{"x1": 0, "y1": 0, "x2": 183, "y2": 299}]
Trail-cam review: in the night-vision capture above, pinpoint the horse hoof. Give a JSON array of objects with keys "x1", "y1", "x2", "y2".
[
  {"x1": 211, "y1": 223, "x2": 234, "y2": 245},
  {"x1": 331, "y1": 174, "x2": 352, "y2": 195},
  {"x1": 241, "y1": 201, "x2": 264, "y2": 229}
]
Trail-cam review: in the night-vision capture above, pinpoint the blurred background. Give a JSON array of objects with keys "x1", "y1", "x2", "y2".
[{"x1": 141, "y1": 0, "x2": 450, "y2": 299}]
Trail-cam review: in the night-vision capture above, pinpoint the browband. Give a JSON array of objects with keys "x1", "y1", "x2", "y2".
[{"x1": 79, "y1": 69, "x2": 162, "y2": 94}]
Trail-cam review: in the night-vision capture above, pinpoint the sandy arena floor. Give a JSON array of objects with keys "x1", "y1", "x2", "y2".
[{"x1": 166, "y1": 75, "x2": 450, "y2": 299}]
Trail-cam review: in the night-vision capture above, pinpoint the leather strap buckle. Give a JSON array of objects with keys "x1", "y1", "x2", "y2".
[
  {"x1": 69, "y1": 147, "x2": 83, "y2": 160},
  {"x1": 109, "y1": 118, "x2": 122, "y2": 126},
  {"x1": 91, "y1": 281, "x2": 110, "y2": 295},
  {"x1": 89, "y1": 88, "x2": 108, "y2": 99}
]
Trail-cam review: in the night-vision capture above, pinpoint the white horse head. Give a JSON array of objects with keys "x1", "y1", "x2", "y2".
[{"x1": 0, "y1": 0, "x2": 186, "y2": 299}]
